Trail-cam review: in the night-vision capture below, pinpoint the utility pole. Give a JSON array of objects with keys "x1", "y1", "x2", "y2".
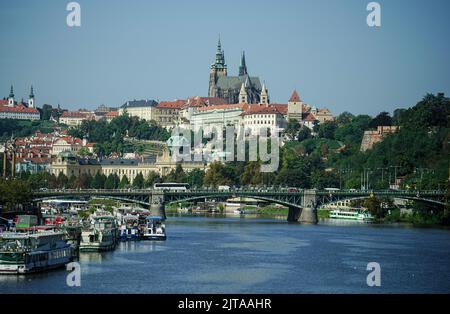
[{"x1": 390, "y1": 166, "x2": 400, "y2": 190}]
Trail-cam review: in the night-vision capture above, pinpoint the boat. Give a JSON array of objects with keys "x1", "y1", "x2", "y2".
[
  {"x1": 233, "y1": 209, "x2": 245, "y2": 215},
  {"x1": 0, "y1": 230, "x2": 73, "y2": 274},
  {"x1": 141, "y1": 216, "x2": 166, "y2": 241},
  {"x1": 79, "y1": 215, "x2": 118, "y2": 252},
  {"x1": 329, "y1": 209, "x2": 374, "y2": 222},
  {"x1": 119, "y1": 215, "x2": 140, "y2": 241}
]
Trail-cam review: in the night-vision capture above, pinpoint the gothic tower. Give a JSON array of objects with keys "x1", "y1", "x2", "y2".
[
  {"x1": 239, "y1": 51, "x2": 248, "y2": 76},
  {"x1": 208, "y1": 38, "x2": 228, "y2": 97}
]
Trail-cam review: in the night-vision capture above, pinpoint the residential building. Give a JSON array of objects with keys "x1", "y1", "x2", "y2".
[{"x1": 59, "y1": 110, "x2": 95, "y2": 127}]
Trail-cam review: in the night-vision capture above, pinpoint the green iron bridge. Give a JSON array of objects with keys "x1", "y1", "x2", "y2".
[{"x1": 32, "y1": 188, "x2": 446, "y2": 224}]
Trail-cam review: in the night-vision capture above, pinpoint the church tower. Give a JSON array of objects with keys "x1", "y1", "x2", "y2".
[
  {"x1": 28, "y1": 85, "x2": 35, "y2": 108},
  {"x1": 239, "y1": 83, "x2": 248, "y2": 104},
  {"x1": 208, "y1": 38, "x2": 228, "y2": 97},
  {"x1": 260, "y1": 83, "x2": 269, "y2": 105},
  {"x1": 8, "y1": 85, "x2": 14, "y2": 107},
  {"x1": 239, "y1": 51, "x2": 248, "y2": 76},
  {"x1": 287, "y1": 90, "x2": 303, "y2": 122}
]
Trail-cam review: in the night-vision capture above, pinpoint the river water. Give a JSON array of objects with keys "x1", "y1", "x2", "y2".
[{"x1": 1, "y1": 215, "x2": 449, "y2": 293}]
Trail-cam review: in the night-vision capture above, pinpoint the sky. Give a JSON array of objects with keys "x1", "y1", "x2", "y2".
[{"x1": 1, "y1": 0, "x2": 449, "y2": 115}]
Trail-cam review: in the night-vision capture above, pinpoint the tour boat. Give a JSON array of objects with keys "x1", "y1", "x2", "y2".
[
  {"x1": 119, "y1": 215, "x2": 140, "y2": 241},
  {"x1": 329, "y1": 209, "x2": 374, "y2": 222},
  {"x1": 0, "y1": 230, "x2": 73, "y2": 274},
  {"x1": 141, "y1": 216, "x2": 166, "y2": 241},
  {"x1": 79, "y1": 215, "x2": 118, "y2": 252}
]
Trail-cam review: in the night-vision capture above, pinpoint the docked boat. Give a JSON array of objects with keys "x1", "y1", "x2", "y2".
[
  {"x1": 119, "y1": 215, "x2": 140, "y2": 241},
  {"x1": 329, "y1": 209, "x2": 374, "y2": 222},
  {"x1": 0, "y1": 230, "x2": 73, "y2": 274},
  {"x1": 141, "y1": 216, "x2": 166, "y2": 241},
  {"x1": 79, "y1": 215, "x2": 118, "y2": 252}
]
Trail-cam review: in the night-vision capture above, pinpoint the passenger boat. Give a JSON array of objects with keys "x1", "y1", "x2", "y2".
[
  {"x1": 0, "y1": 230, "x2": 73, "y2": 274},
  {"x1": 141, "y1": 216, "x2": 166, "y2": 241},
  {"x1": 119, "y1": 215, "x2": 140, "y2": 241},
  {"x1": 329, "y1": 209, "x2": 374, "y2": 222},
  {"x1": 79, "y1": 215, "x2": 118, "y2": 252}
]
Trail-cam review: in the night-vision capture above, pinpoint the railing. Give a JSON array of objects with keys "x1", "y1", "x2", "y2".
[{"x1": 32, "y1": 188, "x2": 446, "y2": 196}]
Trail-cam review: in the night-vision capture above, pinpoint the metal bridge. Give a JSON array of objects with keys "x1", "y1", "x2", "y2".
[{"x1": 32, "y1": 188, "x2": 446, "y2": 224}]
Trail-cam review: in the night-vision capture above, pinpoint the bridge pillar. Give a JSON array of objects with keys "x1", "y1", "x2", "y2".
[
  {"x1": 299, "y1": 189, "x2": 318, "y2": 224},
  {"x1": 287, "y1": 206, "x2": 301, "y2": 222},
  {"x1": 150, "y1": 191, "x2": 166, "y2": 220}
]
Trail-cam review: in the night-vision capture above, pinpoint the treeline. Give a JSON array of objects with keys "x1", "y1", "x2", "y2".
[
  {"x1": 0, "y1": 119, "x2": 56, "y2": 142},
  {"x1": 20, "y1": 165, "x2": 205, "y2": 190},
  {"x1": 67, "y1": 113, "x2": 170, "y2": 157}
]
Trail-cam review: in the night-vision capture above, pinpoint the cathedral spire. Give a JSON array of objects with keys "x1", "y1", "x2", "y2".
[
  {"x1": 29, "y1": 85, "x2": 34, "y2": 98},
  {"x1": 9, "y1": 85, "x2": 14, "y2": 98},
  {"x1": 239, "y1": 51, "x2": 248, "y2": 76}
]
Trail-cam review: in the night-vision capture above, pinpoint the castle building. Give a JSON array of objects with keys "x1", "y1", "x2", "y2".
[{"x1": 208, "y1": 39, "x2": 262, "y2": 104}]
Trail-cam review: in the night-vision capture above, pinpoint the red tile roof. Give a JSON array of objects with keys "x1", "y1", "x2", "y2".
[
  {"x1": 156, "y1": 99, "x2": 186, "y2": 109},
  {"x1": 303, "y1": 113, "x2": 317, "y2": 121},
  {"x1": 289, "y1": 90, "x2": 301, "y2": 102},
  {"x1": 0, "y1": 103, "x2": 39, "y2": 113},
  {"x1": 185, "y1": 96, "x2": 228, "y2": 107},
  {"x1": 60, "y1": 111, "x2": 89, "y2": 119},
  {"x1": 0, "y1": 100, "x2": 8, "y2": 106},
  {"x1": 196, "y1": 103, "x2": 247, "y2": 112},
  {"x1": 105, "y1": 111, "x2": 119, "y2": 118},
  {"x1": 241, "y1": 104, "x2": 284, "y2": 116}
]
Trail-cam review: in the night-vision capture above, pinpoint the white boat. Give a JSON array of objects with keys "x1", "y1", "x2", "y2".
[
  {"x1": 329, "y1": 209, "x2": 374, "y2": 222},
  {"x1": 79, "y1": 215, "x2": 118, "y2": 252},
  {"x1": 0, "y1": 230, "x2": 73, "y2": 274},
  {"x1": 141, "y1": 216, "x2": 166, "y2": 241}
]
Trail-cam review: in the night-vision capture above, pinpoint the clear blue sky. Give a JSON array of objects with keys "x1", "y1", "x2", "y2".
[{"x1": 1, "y1": 0, "x2": 449, "y2": 115}]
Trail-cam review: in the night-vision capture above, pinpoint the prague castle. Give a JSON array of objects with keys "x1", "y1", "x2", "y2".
[{"x1": 208, "y1": 39, "x2": 263, "y2": 104}]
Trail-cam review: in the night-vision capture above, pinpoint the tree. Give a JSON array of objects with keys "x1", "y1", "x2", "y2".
[
  {"x1": 145, "y1": 171, "x2": 161, "y2": 187},
  {"x1": 133, "y1": 172, "x2": 145, "y2": 189},
  {"x1": 204, "y1": 162, "x2": 233, "y2": 187},
  {"x1": 369, "y1": 111, "x2": 392, "y2": 128},
  {"x1": 57, "y1": 172, "x2": 69, "y2": 188},
  {"x1": 297, "y1": 127, "x2": 312, "y2": 142},
  {"x1": 284, "y1": 119, "x2": 301, "y2": 140},
  {"x1": 318, "y1": 121, "x2": 337, "y2": 139},
  {"x1": 363, "y1": 196, "x2": 384, "y2": 218},
  {"x1": 92, "y1": 172, "x2": 106, "y2": 189},
  {"x1": 119, "y1": 175, "x2": 130, "y2": 189},
  {"x1": 105, "y1": 173, "x2": 119, "y2": 189},
  {"x1": 240, "y1": 161, "x2": 263, "y2": 186},
  {"x1": 185, "y1": 169, "x2": 205, "y2": 188}
]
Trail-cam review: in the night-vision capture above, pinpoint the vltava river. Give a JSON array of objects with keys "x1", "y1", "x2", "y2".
[{"x1": 1, "y1": 215, "x2": 450, "y2": 293}]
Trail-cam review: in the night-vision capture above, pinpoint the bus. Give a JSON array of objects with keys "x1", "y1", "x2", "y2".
[{"x1": 153, "y1": 183, "x2": 190, "y2": 191}]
